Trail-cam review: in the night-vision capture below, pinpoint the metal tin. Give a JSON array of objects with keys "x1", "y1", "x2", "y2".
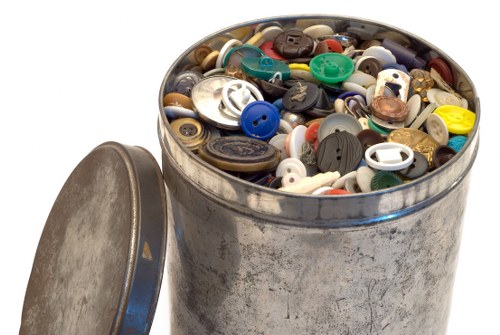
[
  {"x1": 158, "y1": 15, "x2": 479, "y2": 334},
  {"x1": 20, "y1": 142, "x2": 168, "y2": 335}
]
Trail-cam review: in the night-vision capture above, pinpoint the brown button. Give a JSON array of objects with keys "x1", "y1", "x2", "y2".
[
  {"x1": 317, "y1": 131, "x2": 362, "y2": 175},
  {"x1": 163, "y1": 92, "x2": 194, "y2": 110},
  {"x1": 428, "y1": 58, "x2": 454, "y2": 85},
  {"x1": 199, "y1": 136, "x2": 281, "y2": 173},
  {"x1": 387, "y1": 128, "x2": 439, "y2": 166},
  {"x1": 432, "y1": 145, "x2": 456, "y2": 169},
  {"x1": 355, "y1": 56, "x2": 382, "y2": 77},
  {"x1": 370, "y1": 96, "x2": 408, "y2": 122},
  {"x1": 356, "y1": 129, "x2": 384, "y2": 153},
  {"x1": 170, "y1": 117, "x2": 209, "y2": 152},
  {"x1": 273, "y1": 29, "x2": 315, "y2": 59},
  {"x1": 194, "y1": 45, "x2": 213, "y2": 65}
]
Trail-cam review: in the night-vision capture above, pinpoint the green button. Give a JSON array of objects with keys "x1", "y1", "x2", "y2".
[{"x1": 310, "y1": 53, "x2": 354, "y2": 84}]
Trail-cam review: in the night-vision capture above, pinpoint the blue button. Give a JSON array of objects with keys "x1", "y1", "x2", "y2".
[
  {"x1": 448, "y1": 135, "x2": 468, "y2": 152},
  {"x1": 241, "y1": 101, "x2": 280, "y2": 140}
]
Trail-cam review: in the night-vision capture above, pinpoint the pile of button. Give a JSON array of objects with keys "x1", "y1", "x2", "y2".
[{"x1": 163, "y1": 19, "x2": 476, "y2": 195}]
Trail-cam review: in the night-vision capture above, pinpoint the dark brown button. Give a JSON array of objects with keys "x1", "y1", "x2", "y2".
[
  {"x1": 356, "y1": 129, "x2": 384, "y2": 153},
  {"x1": 305, "y1": 88, "x2": 334, "y2": 117},
  {"x1": 398, "y1": 151, "x2": 428, "y2": 179},
  {"x1": 428, "y1": 58, "x2": 454, "y2": 85},
  {"x1": 282, "y1": 81, "x2": 319, "y2": 113},
  {"x1": 355, "y1": 56, "x2": 382, "y2": 77},
  {"x1": 273, "y1": 29, "x2": 315, "y2": 59},
  {"x1": 255, "y1": 78, "x2": 288, "y2": 98},
  {"x1": 317, "y1": 131, "x2": 362, "y2": 175},
  {"x1": 199, "y1": 136, "x2": 281, "y2": 173},
  {"x1": 370, "y1": 95, "x2": 409, "y2": 122},
  {"x1": 432, "y1": 145, "x2": 456, "y2": 169}
]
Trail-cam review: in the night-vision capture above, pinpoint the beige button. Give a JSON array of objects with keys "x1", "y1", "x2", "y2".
[
  {"x1": 163, "y1": 92, "x2": 194, "y2": 110},
  {"x1": 425, "y1": 113, "x2": 449, "y2": 145},
  {"x1": 200, "y1": 50, "x2": 220, "y2": 72},
  {"x1": 303, "y1": 24, "x2": 334, "y2": 39}
]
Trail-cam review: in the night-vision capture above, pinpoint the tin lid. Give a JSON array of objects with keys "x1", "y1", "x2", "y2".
[{"x1": 20, "y1": 142, "x2": 167, "y2": 335}]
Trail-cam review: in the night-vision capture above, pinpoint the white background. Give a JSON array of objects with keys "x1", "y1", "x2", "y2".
[{"x1": 1, "y1": 1, "x2": 495, "y2": 334}]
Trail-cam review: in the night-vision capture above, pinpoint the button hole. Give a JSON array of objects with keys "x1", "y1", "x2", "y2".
[
  {"x1": 253, "y1": 120, "x2": 259, "y2": 127},
  {"x1": 262, "y1": 115, "x2": 267, "y2": 121}
]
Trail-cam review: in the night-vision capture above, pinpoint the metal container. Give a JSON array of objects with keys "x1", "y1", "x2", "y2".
[{"x1": 158, "y1": 16, "x2": 479, "y2": 334}]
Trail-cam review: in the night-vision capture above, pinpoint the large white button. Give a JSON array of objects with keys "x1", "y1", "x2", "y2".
[{"x1": 426, "y1": 113, "x2": 449, "y2": 145}]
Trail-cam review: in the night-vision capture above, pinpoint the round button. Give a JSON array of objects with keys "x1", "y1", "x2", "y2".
[
  {"x1": 331, "y1": 170, "x2": 357, "y2": 189},
  {"x1": 364, "y1": 142, "x2": 414, "y2": 171},
  {"x1": 310, "y1": 53, "x2": 355, "y2": 84},
  {"x1": 240, "y1": 101, "x2": 280, "y2": 140},
  {"x1": 276, "y1": 158, "x2": 308, "y2": 178},
  {"x1": 432, "y1": 145, "x2": 456, "y2": 169},
  {"x1": 314, "y1": 39, "x2": 343, "y2": 56},
  {"x1": 303, "y1": 24, "x2": 334, "y2": 39},
  {"x1": 371, "y1": 171, "x2": 403, "y2": 190},
  {"x1": 355, "y1": 56, "x2": 382, "y2": 77},
  {"x1": 356, "y1": 129, "x2": 385, "y2": 153},
  {"x1": 356, "y1": 166, "x2": 376, "y2": 193},
  {"x1": 281, "y1": 172, "x2": 303, "y2": 187},
  {"x1": 387, "y1": 128, "x2": 439, "y2": 166},
  {"x1": 259, "y1": 41, "x2": 286, "y2": 60},
  {"x1": 199, "y1": 136, "x2": 280, "y2": 173},
  {"x1": 317, "y1": 131, "x2": 363, "y2": 175},
  {"x1": 371, "y1": 95, "x2": 409, "y2": 122},
  {"x1": 397, "y1": 151, "x2": 428, "y2": 179},
  {"x1": 427, "y1": 88, "x2": 467, "y2": 108},
  {"x1": 163, "y1": 92, "x2": 194, "y2": 110},
  {"x1": 288, "y1": 125, "x2": 307, "y2": 160},
  {"x1": 171, "y1": 70, "x2": 204, "y2": 97},
  {"x1": 318, "y1": 113, "x2": 363, "y2": 142},
  {"x1": 282, "y1": 81, "x2": 319, "y2": 112},
  {"x1": 269, "y1": 133, "x2": 288, "y2": 160},
  {"x1": 425, "y1": 113, "x2": 449, "y2": 145},
  {"x1": 433, "y1": 105, "x2": 476, "y2": 134},
  {"x1": 405, "y1": 94, "x2": 422, "y2": 126},
  {"x1": 362, "y1": 46, "x2": 396, "y2": 67},
  {"x1": 367, "y1": 117, "x2": 391, "y2": 136},
  {"x1": 216, "y1": 39, "x2": 243, "y2": 68},
  {"x1": 221, "y1": 79, "x2": 264, "y2": 117},
  {"x1": 170, "y1": 117, "x2": 209, "y2": 152},
  {"x1": 240, "y1": 56, "x2": 291, "y2": 81},
  {"x1": 273, "y1": 29, "x2": 315, "y2": 59},
  {"x1": 410, "y1": 69, "x2": 434, "y2": 102},
  {"x1": 448, "y1": 135, "x2": 468, "y2": 152},
  {"x1": 312, "y1": 186, "x2": 334, "y2": 195},
  {"x1": 223, "y1": 44, "x2": 264, "y2": 68},
  {"x1": 326, "y1": 188, "x2": 352, "y2": 195},
  {"x1": 305, "y1": 121, "x2": 321, "y2": 143},
  {"x1": 428, "y1": 58, "x2": 454, "y2": 85}
]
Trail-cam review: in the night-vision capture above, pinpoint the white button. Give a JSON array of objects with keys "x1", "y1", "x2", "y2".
[
  {"x1": 341, "y1": 81, "x2": 367, "y2": 97},
  {"x1": 362, "y1": 46, "x2": 396, "y2": 67},
  {"x1": 261, "y1": 25, "x2": 284, "y2": 42},
  {"x1": 345, "y1": 71, "x2": 377, "y2": 87},
  {"x1": 276, "y1": 158, "x2": 307, "y2": 178},
  {"x1": 269, "y1": 134, "x2": 288, "y2": 160},
  {"x1": 303, "y1": 24, "x2": 334, "y2": 39},
  {"x1": 427, "y1": 88, "x2": 468, "y2": 108},
  {"x1": 410, "y1": 103, "x2": 437, "y2": 130},
  {"x1": 281, "y1": 172, "x2": 302, "y2": 187},
  {"x1": 365, "y1": 142, "x2": 414, "y2": 171},
  {"x1": 425, "y1": 113, "x2": 449, "y2": 145},
  {"x1": 289, "y1": 125, "x2": 307, "y2": 160},
  {"x1": 311, "y1": 186, "x2": 334, "y2": 195},
  {"x1": 356, "y1": 166, "x2": 376, "y2": 193},
  {"x1": 405, "y1": 94, "x2": 422, "y2": 126},
  {"x1": 279, "y1": 119, "x2": 293, "y2": 134},
  {"x1": 221, "y1": 79, "x2": 263, "y2": 117},
  {"x1": 279, "y1": 171, "x2": 340, "y2": 194},
  {"x1": 331, "y1": 170, "x2": 357, "y2": 189},
  {"x1": 215, "y1": 39, "x2": 243, "y2": 68}
]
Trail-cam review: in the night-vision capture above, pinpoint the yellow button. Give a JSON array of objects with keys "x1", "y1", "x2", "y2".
[{"x1": 434, "y1": 105, "x2": 476, "y2": 134}]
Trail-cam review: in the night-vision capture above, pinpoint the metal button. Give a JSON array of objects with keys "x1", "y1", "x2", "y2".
[
  {"x1": 387, "y1": 128, "x2": 439, "y2": 166},
  {"x1": 317, "y1": 131, "x2": 363, "y2": 175},
  {"x1": 273, "y1": 29, "x2": 315, "y2": 59},
  {"x1": 371, "y1": 95, "x2": 409, "y2": 123}
]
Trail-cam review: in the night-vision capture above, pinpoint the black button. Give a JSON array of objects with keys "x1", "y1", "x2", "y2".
[
  {"x1": 282, "y1": 81, "x2": 319, "y2": 113},
  {"x1": 317, "y1": 131, "x2": 362, "y2": 175}
]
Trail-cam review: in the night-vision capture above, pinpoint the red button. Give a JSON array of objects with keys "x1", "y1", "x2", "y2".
[
  {"x1": 305, "y1": 121, "x2": 321, "y2": 143},
  {"x1": 260, "y1": 41, "x2": 286, "y2": 60},
  {"x1": 428, "y1": 58, "x2": 454, "y2": 85},
  {"x1": 326, "y1": 188, "x2": 352, "y2": 195}
]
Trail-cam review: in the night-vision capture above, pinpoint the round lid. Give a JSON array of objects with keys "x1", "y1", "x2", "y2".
[{"x1": 20, "y1": 142, "x2": 168, "y2": 335}]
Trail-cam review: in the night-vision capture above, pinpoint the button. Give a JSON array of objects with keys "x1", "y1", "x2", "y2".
[
  {"x1": 269, "y1": 133, "x2": 288, "y2": 160},
  {"x1": 221, "y1": 79, "x2": 264, "y2": 117},
  {"x1": 310, "y1": 53, "x2": 355, "y2": 84},
  {"x1": 433, "y1": 105, "x2": 476, "y2": 134},
  {"x1": 357, "y1": 129, "x2": 385, "y2": 153},
  {"x1": 332, "y1": 32, "x2": 359, "y2": 48},
  {"x1": 409, "y1": 103, "x2": 437, "y2": 130},
  {"x1": 246, "y1": 31, "x2": 265, "y2": 47},
  {"x1": 279, "y1": 119, "x2": 293, "y2": 134},
  {"x1": 170, "y1": 117, "x2": 209, "y2": 152},
  {"x1": 216, "y1": 39, "x2": 243, "y2": 68},
  {"x1": 171, "y1": 70, "x2": 204, "y2": 97},
  {"x1": 273, "y1": 29, "x2": 315, "y2": 59},
  {"x1": 305, "y1": 121, "x2": 321, "y2": 143},
  {"x1": 306, "y1": 88, "x2": 334, "y2": 117},
  {"x1": 405, "y1": 94, "x2": 422, "y2": 126},
  {"x1": 288, "y1": 63, "x2": 318, "y2": 83},
  {"x1": 317, "y1": 131, "x2": 363, "y2": 175},
  {"x1": 278, "y1": 171, "x2": 340, "y2": 194},
  {"x1": 311, "y1": 186, "x2": 334, "y2": 195},
  {"x1": 199, "y1": 136, "x2": 280, "y2": 173},
  {"x1": 164, "y1": 105, "x2": 198, "y2": 119},
  {"x1": 331, "y1": 170, "x2": 357, "y2": 189},
  {"x1": 373, "y1": 69, "x2": 410, "y2": 103},
  {"x1": 282, "y1": 81, "x2": 319, "y2": 112},
  {"x1": 240, "y1": 101, "x2": 280, "y2": 140},
  {"x1": 344, "y1": 178, "x2": 361, "y2": 193},
  {"x1": 193, "y1": 45, "x2": 213, "y2": 65},
  {"x1": 387, "y1": 128, "x2": 439, "y2": 166},
  {"x1": 342, "y1": 82, "x2": 367, "y2": 97},
  {"x1": 259, "y1": 41, "x2": 287, "y2": 61},
  {"x1": 410, "y1": 69, "x2": 434, "y2": 102},
  {"x1": 326, "y1": 188, "x2": 352, "y2": 195},
  {"x1": 432, "y1": 145, "x2": 456, "y2": 169},
  {"x1": 425, "y1": 113, "x2": 449, "y2": 145},
  {"x1": 355, "y1": 56, "x2": 382, "y2": 78},
  {"x1": 427, "y1": 88, "x2": 468, "y2": 108},
  {"x1": 318, "y1": 113, "x2": 363, "y2": 142},
  {"x1": 223, "y1": 45, "x2": 264, "y2": 68},
  {"x1": 163, "y1": 92, "x2": 194, "y2": 110},
  {"x1": 303, "y1": 24, "x2": 334, "y2": 39},
  {"x1": 281, "y1": 111, "x2": 306, "y2": 128},
  {"x1": 191, "y1": 76, "x2": 241, "y2": 130},
  {"x1": 276, "y1": 157, "x2": 308, "y2": 178},
  {"x1": 362, "y1": 46, "x2": 397, "y2": 67},
  {"x1": 241, "y1": 56, "x2": 291, "y2": 81},
  {"x1": 356, "y1": 166, "x2": 376, "y2": 193},
  {"x1": 287, "y1": 125, "x2": 307, "y2": 159},
  {"x1": 397, "y1": 151, "x2": 428, "y2": 179},
  {"x1": 261, "y1": 25, "x2": 285, "y2": 42},
  {"x1": 200, "y1": 50, "x2": 220, "y2": 72},
  {"x1": 448, "y1": 135, "x2": 468, "y2": 152},
  {"x1": 365, "y1": 142, "x2": 414, "y2": 171},
  {"x1": 281, "y1": 172, "x2": 303, "y2": 187},
  {"x1": 314, "y1": 39, "x2": 344, "y2": 55},
  {"x1": 370, "y1": 171, "x2": 403, "y2": 190},
  {"x1": 381, "y1": 38, "x2": 426, "y2": 70},
  {"x1": 367, "y1": 117, "x2": 391, "y2": 136},
  {"x1": 344, "y1": 70, "x2": 377, "y2": 88},
  {"x1": 428, "y1": 58, "x2": 454, "y2": 85},
  {"x1": 371, "y1": 95, "x2": 409, "y2": 122},
  {"x1": 370, "y1": 115, "x2": 405, "y2": 130}
]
